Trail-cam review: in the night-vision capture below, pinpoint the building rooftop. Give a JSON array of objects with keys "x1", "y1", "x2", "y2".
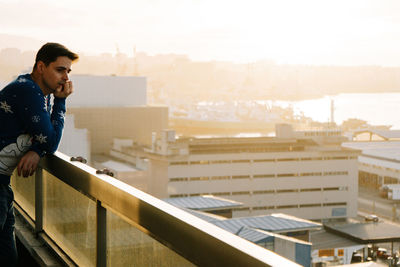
[
  {"x1": 101, "y1": 160, "x2": 139, "y2": 172},
  {"x1": 325, "y1": 221, "x2": 400, "y2": 243},
  {"x1": 182, "y1": 209, "x2": 311, "y2": 246},
  {"x1": 359, "y1": 155, "x2": 400, "y2": 171},
  {"x1": 236, "y1": 226, "x2": 274, "y2": 243},
  {"x1": 212, "y1": 214, "x2": 321, "y2": 234},
  {"x1": 310, "y1": 230, "x2": 362, "y2": 250},
  {"x1": 167, "y1": 198, "x2": 321, "y2": 238},
  {"x1": 343, "y1": 141, "x2": 400, "y2": 162},
  {"x1": 163, "y1": 195, "x2": 243, "y2": 211}
]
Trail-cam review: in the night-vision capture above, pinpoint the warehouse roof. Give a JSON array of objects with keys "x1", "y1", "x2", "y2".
[
  {"x1": 325, "y1": 221, "x2": 400, "y2": 243},
  {"x1": 163, "y1": 195, "x2": 242, "y2": 211},
  {"x1": 212, "y1": 214, "x2": 321, "y2": 234}
]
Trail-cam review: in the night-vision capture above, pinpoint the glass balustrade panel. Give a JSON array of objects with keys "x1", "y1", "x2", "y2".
[
  {"x1": 43, "y1": 170, "x2": 96, "y2": 267},
  {"x1": 11, "y1": 171, "x2": 35, "y2": 219},
  {"x1": 107, "y1": 210, "x2": 196, "y2": 267}
]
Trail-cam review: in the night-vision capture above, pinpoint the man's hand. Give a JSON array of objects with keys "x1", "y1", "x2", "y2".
[
  {"x1": 54, "y1": 80, "x2": 74, "y2": 98},
  {"x1": 17, "y1": 151, "x2": 40, "y2": 178}
]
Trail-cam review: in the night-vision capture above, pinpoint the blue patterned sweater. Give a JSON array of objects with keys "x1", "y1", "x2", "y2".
[{"x1": 0, "y1": 74, "x2": 66, "y2": 184}]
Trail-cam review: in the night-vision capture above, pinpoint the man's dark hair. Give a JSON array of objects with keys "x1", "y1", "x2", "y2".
[{"x1": 33, "y1": 42, "x2": 79, "y2": 69}]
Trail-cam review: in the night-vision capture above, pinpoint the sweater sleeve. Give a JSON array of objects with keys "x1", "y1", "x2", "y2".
[{"x1": 16, "y1": 86, "x2": 66, "y2": 156}]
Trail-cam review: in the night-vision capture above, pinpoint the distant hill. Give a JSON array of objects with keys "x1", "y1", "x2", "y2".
[{"x1": 0, "y1": 33, "x2": 43, "y2": 51}]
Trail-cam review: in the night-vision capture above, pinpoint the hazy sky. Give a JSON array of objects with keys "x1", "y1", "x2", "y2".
[{"x1": 1, "y1": 0, "x2": 400, "y2": 65}]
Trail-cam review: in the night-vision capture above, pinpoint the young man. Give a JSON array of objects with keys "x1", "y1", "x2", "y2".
[{"x1": 0, "y1": 43, "x2": 78, "y2": 266}]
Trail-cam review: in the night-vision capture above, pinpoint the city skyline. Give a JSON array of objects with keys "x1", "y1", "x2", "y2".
[{"x1": 1, "y1": 0, "x2": 400, "y2": 66}]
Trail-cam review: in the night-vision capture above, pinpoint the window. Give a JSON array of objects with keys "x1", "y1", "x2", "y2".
[
  {"x1": 232, "y1": 160, "x2": 251, "y2": 163},
  {"x1": 277, "y1": 158, "x2": 298, "y2": 162},
  {"x1": 253, "y1": 159, "x2": 275, "y2": 162},
  {"x1": 169, "y1": 161, "x2": 188, "y2": 166},
  {"x1": 253, "y1": 174, "x2": 275, "y2": 178},
  {"x1": 277, "y1": 189, "x2": 298, "y2": 193},
  {"x1": 300, "y1": 172, "x2": 322, "y2": 177},
  {"x1": 189, "y1": 176, "x2": 209, "y2": 181},
  {"x1": 319, "y1": 249, "x2": 334, "y2": 257},
  {"x1": 338, "y1": 249, "x2": 344, "y2": 256},
  {"x1": 300, "y1": 203, "x2": 321, "y2": 208},
  {"x1": 232, "y1": 191, "x2": 250, "y2": 195},
  {"x1": 323, "y1": 171, "x2": 348, "y2": 176},
  {"x1": 301, "y1": 156, "x2": 323, "y2": 160},
  {"x1": 323, "y1": 187, "x2": 339, "y2": 191},
  {"x1": 190, "y1": 160, "x2": 209, "y2": 165},
  {"x1": 169, "y1": 177, "x2": 188, "y2": 182},
  {"x1": 323, "y1": 202, "x2": 346, "y2": 206},
  {"x1": 232, "y1": 175, "x2": 250, "y2": 179},
  {"x1": 233, "y1": 207, "x2": 250, "y2": 211},
  {"x1": 332, "y1": 156, "x2": 348, "y2": 160},
  {"x1": 276, "y1": 205, "x2": 298, "y2": 209},
  {"x1": 253, "y1": 206, "x2": 274, "y2": 210},
  {"x1": 211, "y1": 176, "x2": 230, "y2": 180},
  {"x1": 277, "y1": 173, "x2": 296, "y2": 177},
  {"x1": 210, "y1": 160, "x2": 231, "y2": 164},
  {"x1": 300, "y1": 188, "x2": 321, "y2": 192},
  {"x1": 253, "y1": 190, "x2": 274, "y2": 194}
]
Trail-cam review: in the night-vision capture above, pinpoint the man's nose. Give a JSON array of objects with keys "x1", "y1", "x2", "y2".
[{"x1": 63, "y1": 72, "x2": 69, "y2": 81}]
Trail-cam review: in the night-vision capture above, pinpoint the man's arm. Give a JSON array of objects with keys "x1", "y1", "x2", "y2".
[{"x1": 16, "y1": 81, "x2": 73, "y2": 177}]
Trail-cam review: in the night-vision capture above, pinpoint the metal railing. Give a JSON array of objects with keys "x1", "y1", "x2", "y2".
[{"x1": 12, "y1": 151, "x2": 300, "y2": 267}]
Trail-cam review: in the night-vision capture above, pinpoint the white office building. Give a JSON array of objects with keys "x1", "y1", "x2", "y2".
[
  {"x1": 59, "y1": 74, "x2": 151, "y2": 160},
  {"x1": 68, "y1": 74, "x2": 147, "y2": 107},
  {"x1": 110, "y1": 125, "x2": 360, "y2": 220}
]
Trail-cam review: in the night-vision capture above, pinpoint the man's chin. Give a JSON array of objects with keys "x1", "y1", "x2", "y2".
[{"x1": 54, "y1": 86, "x2": 62, "y2": 93}]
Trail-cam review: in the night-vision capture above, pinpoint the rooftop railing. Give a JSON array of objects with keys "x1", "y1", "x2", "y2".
[{"x1": 11, "y1": 151, "x2": 300, "y2": 267}]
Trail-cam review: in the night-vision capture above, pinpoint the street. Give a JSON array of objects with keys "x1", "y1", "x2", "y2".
[{"x1": 358, "y1": 187, "x2": 400, "y2": 221}]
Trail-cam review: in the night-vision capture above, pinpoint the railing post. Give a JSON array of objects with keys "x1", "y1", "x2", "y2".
[
  {"x1": 96, "y1": 200, "x2": 107, "y2": 267},
  {"x1": 35, "y1": 167, "x2": 43, "y2": 234}
]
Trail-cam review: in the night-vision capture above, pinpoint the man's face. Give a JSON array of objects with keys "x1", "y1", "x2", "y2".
[{"x1": 41, "y1": 56, "x2": 72, "y2": 94}]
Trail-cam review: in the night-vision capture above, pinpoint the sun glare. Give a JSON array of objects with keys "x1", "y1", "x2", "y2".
[{"x1": 1, "y1": 0, "x2": 399, "y2": 65}]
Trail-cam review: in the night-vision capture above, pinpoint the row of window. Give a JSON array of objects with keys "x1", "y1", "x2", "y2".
[
  {"x1": 169, "y1": 187, "x2": 348, "y2": 198},
  {"x1": 233, "y1": 202, "x2": 347, "y2": 212},
  {"x1": 304, "y1": 131, "x2": 341, "y2": 137},
  {"x1": 169, "y1": 156, "x2": 356, "y2": 166},
  {"x1": 169, "y1": 171, "x2": 349, "y2": 182}
]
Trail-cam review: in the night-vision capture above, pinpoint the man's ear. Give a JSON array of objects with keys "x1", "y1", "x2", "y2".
[{"x1": 36, "y1": 61, "x2": 45, "y2": 74}]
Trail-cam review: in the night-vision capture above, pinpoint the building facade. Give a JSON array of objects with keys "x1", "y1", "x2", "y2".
[
  {"x1": 110, "y1": 125, "x2": 360, "y2": 220},
  {"x1": 343, "y1": 141, "x2": 400, "y2": 189}
]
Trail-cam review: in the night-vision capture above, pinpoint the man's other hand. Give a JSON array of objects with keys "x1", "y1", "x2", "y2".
[
  {"x1": 17, "y1": 151, "x2": 40, "y2": 178},
  {"x1": 54, "y1": 80, "x2": 74, "y2": 98}
]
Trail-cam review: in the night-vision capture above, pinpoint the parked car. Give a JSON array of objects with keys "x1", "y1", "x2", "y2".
[
  {"x1": 364, "y1": 214, "x2": 379, "y2": 222},
  {"x1": 377, "y1": 248, "x2": 388, "y2": 259},
  {"x1": 351, "y1": 252, "x2": 362, "y2": 263}
]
